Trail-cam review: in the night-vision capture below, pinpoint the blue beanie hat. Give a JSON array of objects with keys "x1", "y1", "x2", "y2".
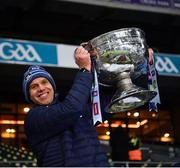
[{"x1": 23, "y1": 65, "x2": 56, "y2": 102}]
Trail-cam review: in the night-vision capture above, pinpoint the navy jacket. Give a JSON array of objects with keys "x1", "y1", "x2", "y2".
[{"x1": 24, "y1": 71, "x2": 109, "y2": 167}]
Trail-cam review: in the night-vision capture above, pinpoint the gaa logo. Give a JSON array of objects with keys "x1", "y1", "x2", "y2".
[
  {"x1": 0, "y1": 42, "x2": 42, "y2": 62},
  {"x1": 155, "y1": 56, "x2": 179, "y2": 74}
]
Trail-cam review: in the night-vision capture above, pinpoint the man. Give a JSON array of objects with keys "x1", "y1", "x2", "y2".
[{"x1": 23, "y1": 46, "x2": 109, "y2": 167}]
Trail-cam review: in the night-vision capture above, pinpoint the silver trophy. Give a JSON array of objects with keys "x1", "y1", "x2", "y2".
[{"x1": 84, "y1": 27, "x2": 157, "y2": 113}]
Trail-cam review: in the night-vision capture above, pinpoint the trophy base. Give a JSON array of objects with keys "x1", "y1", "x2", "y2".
[{"x1": 105, "y1": 87, "x2": 157, "y2": 113}]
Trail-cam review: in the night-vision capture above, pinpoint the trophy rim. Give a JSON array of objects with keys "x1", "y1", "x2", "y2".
[{"x1": 90, "y1": 27, "x2": 145, "y2": 43}]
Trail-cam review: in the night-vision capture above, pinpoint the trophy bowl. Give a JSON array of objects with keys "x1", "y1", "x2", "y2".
[{"x1": 88, "y1": 27, "x2": 157, "y2": 113}]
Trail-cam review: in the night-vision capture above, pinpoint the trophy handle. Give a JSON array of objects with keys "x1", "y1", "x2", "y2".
[
  {"x1": 80, "y1": 42, "x2": 92, "y2": 51},
  {"x1": 81, "y1": 42, "x2": 99, "y2": 58}
]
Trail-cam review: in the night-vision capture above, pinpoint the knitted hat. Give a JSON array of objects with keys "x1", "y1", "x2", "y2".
[{"x1": 23, "y1": 65, "x2": 56, "y2": 102}]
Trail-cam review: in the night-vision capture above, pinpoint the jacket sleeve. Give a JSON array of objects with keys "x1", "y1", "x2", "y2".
[{"x1": 25, "y1": 71, "x2": 93, "y2": 144}]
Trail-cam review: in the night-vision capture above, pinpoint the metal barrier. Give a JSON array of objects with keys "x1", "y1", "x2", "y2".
[
  {"x1": 0, "y1": 160, "x2": 177, "y2": 167},
  {"x1": 0, "y1": 160, "x2": 37, "y2": 167},
  {"x1": 110, "y1": 161, "x2": 175, "y2": 167}
]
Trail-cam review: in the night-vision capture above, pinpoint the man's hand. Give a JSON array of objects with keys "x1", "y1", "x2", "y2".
[
  {"x1": 74, "y1": 46, "x2": 91, "y2": 71},
  {"x1": 148, "y1": 48, "x2": 154, "y2": 65}
]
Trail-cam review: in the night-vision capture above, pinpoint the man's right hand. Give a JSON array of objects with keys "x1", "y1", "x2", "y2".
[{"x1": 74, "y1": 46, "x2": 91, "y2": 71}]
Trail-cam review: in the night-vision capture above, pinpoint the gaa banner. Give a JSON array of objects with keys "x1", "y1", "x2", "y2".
[
  {"x1": 154, "y1": 53, "x2": 180, "y2": 77},
  {"x1": 0, "y1": 37, "x2": 180, "y2": 77},
  {"x1": 0, "y1": 38, "x2": 58, "y2": 66}
]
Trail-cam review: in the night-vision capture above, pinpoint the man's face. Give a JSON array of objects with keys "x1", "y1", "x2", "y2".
[{"x1": 29, "y1": 77, "x2": 54, "y2": 105}]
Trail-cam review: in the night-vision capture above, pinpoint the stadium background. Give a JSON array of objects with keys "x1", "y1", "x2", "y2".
[{"x1": 0, "y1": 0, "x2": 180, "y2": 167}]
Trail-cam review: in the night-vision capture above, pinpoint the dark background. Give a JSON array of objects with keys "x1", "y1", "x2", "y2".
[{"x1": 0, "y1": 0, "x2": 180, "y2": 53}]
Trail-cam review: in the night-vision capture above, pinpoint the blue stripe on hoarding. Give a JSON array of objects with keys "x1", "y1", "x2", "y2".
[{"x1": 0, "y1": 39, "x2": 58, "y2": 65}]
